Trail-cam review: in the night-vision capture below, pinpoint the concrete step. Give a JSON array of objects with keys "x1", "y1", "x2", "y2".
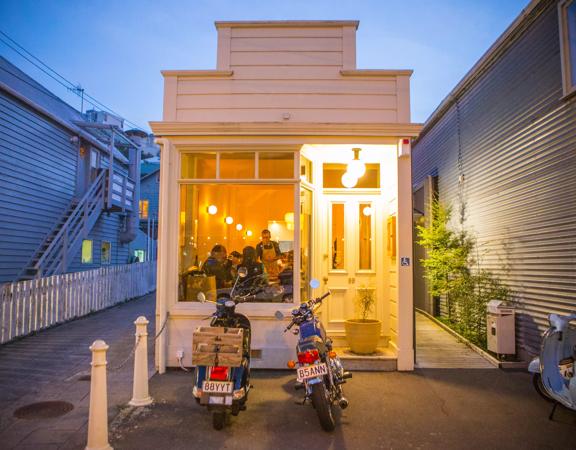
[{"x1": 334, "y1": 347, "x2": 397, "y2": 371}]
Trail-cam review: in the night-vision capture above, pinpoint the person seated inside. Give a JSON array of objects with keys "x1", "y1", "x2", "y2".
[
  {"x1": 237, "y1": 246, "x2": 267, "y2": 289},
  {"x1": 202, "y1": 244, "x2": 233, "y2": 289},
  {"x1": 228, "y1": 250, "x2": 242, "y2": 279},
  {"x1": 256, "y1": 229, "x2": 282, "y2": 283}
]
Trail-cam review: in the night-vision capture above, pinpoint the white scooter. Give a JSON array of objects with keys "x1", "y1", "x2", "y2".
[{"x1": 528, "y1": 312, "x2": 576, "y2": 420}]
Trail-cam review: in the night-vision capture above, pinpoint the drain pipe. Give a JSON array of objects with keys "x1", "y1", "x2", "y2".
[{"x1": 120, "y1": 142, "x2": 141, "y2": 244}]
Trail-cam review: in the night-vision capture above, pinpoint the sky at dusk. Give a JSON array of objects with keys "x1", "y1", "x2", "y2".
[{"x1": 0, "y1": 0, "x2": 530, "y2": 131}]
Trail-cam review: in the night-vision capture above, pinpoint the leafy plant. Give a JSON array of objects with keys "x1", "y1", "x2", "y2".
[
  {"x1": 417, "y1": 199, "x2": 509, "y2": 348},
  {"x1": 355, "y1": 287, "x2": 375, "y2": 321}
]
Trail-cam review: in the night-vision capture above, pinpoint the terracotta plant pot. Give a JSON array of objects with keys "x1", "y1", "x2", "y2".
[{"x1": 344, "y1": 319, "x2": 381, "y2": 355}]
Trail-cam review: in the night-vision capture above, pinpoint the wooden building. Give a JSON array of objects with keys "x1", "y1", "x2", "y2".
[
  {"x1": 0, "y1": 56, "x2": 141, "y2": 283},
  {"x1": 151, "y1": 20, "x2": 421, "y2": 370},
  {"x1": 412, "y1": 0, "x2": 576, "y2": 358}
]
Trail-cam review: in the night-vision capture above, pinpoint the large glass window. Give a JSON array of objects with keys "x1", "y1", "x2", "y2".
[
  {"x1": 179, "y1": 184, "x2": 295, "y2": 303},
  {"x1": 220, "y1": 153, "x2": 255, "y2": 179},
  {"x1": 181, "y1": 153, "x2": 217, "y2": 179}
]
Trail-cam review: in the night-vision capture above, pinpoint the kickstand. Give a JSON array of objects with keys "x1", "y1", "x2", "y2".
[{"x1": 548, "y1": 402, "x2": 559, "y2": 421}]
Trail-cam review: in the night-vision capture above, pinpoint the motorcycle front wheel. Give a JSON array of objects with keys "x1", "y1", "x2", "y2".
[
  {"x1": 532, "y1": 373, "x2": 553, "y2": 402},
  {"x1": 311, "y1": 382, "x2": 336, "y2": 432}
]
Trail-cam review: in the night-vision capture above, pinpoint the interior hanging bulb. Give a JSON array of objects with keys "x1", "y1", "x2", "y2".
[{"x1": 341, "y1": 171, "x2": 358, "y2": 188}]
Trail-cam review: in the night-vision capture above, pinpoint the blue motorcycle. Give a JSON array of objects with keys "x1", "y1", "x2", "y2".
[
  {"x1": 276, "y1": 280, "x2": 352, "y2": 431},
  {"x1": 193, "y1": 268, "x2": 262, "y2": 430}
]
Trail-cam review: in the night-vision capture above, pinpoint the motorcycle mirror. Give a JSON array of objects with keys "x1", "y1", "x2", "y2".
[
  {"x1": 238, "y1": 267, "x2": 248, "y2": 278},
  {"x1": 274, "y1": 310, "x2": 284, "y2": 320},
  {"x1": 197, "y1": 292, "x2": 207, "y2": 303},
  {"x1": 309, "y1": 279, "x2": 320, "y2": 289}
]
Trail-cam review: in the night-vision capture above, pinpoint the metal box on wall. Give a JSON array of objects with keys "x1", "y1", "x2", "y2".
[{"x1": 487, "y1": 300, "x2": 515, "y2": 355}]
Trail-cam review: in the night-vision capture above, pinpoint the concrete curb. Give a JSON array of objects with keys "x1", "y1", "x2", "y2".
[{"x1": 415, "y1": 309, "x2": 501, "y2": 368}]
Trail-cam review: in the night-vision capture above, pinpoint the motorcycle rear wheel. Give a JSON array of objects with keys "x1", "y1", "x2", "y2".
[
  {"x1": 212, "y1": 411, "x2": 226, "y2": 430},
  {"x1": 311, "y1": 382, "x2": 335, "y2": 432}
]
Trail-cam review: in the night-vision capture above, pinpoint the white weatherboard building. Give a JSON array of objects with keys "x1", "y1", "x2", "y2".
[{"x1": 150, "y1": 21, "x2": 421, "y2": 371}]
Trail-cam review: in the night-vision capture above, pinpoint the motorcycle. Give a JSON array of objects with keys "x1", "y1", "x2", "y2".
[
  {"x1": 276, "y1": 279, "x2": 352, "y2": 431},
  {"x1": 528, "y1": 311, "x2": 576, "y2": 419},
  {"x1": 193, "y1": 268, "x2": 260, "y2": 430}
]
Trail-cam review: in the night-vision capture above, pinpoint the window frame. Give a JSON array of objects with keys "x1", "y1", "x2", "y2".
[
  {"x1": 139, "y1": 199, "x2": 149, "y2": 219},
  {"x1": 81, "y1": 239, "x2": 93, "y2": 264},
  {"x1": 559, "y1": 0, "x2": 576, "y2": 97},
  {"x1": 101, "y1": 241, "x2": 112, "y2": 265}
]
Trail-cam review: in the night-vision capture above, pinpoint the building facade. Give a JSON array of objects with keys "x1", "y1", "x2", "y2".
[
  {"x1": 0, "y1": 56, "x2": 141, "y2": 283},
  {"x1": 151, "y1": 20, "x2": 421, "y2": 370},
  {"x1": 412, "y1": 0, "x2": 576, "y2": 357}
]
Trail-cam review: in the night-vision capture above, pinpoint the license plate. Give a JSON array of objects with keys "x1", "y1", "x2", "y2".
[
  {"x1": 202, "y1": 381, "x2": 233, "y2": 394},
  {"x1": 296, "y1": 363, "x2": 328, "y2": 382}
]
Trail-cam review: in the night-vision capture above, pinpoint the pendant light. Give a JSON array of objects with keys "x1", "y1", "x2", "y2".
[{"x1": 347, "y1": 148, "x2": 366, "y2": 178}]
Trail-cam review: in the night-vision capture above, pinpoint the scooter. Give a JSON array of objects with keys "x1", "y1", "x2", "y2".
[
  {"x1": 276, "y1": 279, "x2": 352, "y2": 431},
  {"x1": 528, "y1": 311, "x2": 576, "y2": 419},
  {"x1": 193, "y1": 268, "x2": 260, "y2": 429}
]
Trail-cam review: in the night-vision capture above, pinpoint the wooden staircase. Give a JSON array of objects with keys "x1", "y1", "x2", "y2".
[{"x1": 18, "y1": 171, "x2": 107, "y2": 280}]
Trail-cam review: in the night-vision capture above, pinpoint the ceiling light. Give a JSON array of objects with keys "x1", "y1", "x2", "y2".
[
  {"x1": 341, "y1": 171, "x2": 358, "y2": 188},
  {"x1": 236, "y1": 223, "x2": 243, "y2": 231},
  {"x1": 347, "y1": 147, "x2": 366, "y2": 178},
  {"x1": 225, "y1": 216, "x2": 234, "y2": 224},
  {"x1": 207, "y1": 205, "x2": 218, "y2": 215}
]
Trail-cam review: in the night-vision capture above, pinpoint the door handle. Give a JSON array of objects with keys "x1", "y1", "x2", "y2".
[
  {"x1": 323, "y1": 276, "x2": 328, "y2": 285},
  {"x1": 349, "y1": 277, "x2": 355, "y2": 284}
]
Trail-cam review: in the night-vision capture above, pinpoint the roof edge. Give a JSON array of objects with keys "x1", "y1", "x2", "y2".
[
  {"x1": 215, "y1": 20, "x2": 359, "y2": 29},
  {"x1": 417, "y1": 0, "x2": 546, "y2": 141}
]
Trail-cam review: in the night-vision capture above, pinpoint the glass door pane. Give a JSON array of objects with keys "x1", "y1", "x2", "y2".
[
  {"x1": 358, "y1": 203, "x2": 372, "y2": 270},
  {"x1": 331, "y1": 203, "x2": 345, "y2": 270}
]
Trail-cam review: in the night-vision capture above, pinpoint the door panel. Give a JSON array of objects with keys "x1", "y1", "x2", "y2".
[{"x1": 322, "y1": 195, "x2": 379, "y2": 333}]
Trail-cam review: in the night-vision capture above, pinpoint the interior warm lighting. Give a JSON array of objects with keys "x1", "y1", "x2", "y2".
[
  {"x1": 236, "y1": 223, "x2": 243, "y2": 231},
  {"x1": 207, "y1": 205, "x2": 218, "y2": 215},
  {"x1": 363, "y1": 206, "x2": 372, "y2": 216},
  {"x1": 341, "y1": 171, "x2": 358, "y2": 188},
  {"x1": 225, "y1": 216, "x2": 234, "y2": 224},
  {"x1": 246, "y1": 230, "x2": 253, "y2": 237},
  {"x1": 347, "y1": 147, "x2": 366, "y2": 178},
  {"x1": 284, "y1": 212, "x2": 294, "y2": 223}
]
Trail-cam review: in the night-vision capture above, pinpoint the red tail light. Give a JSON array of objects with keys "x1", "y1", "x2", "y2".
[
  {"x1": 297, "y1": 349, "x2": 320, "y2": 364},
  {"x1": 210, "y1": 366, "x2": 229, "y2": 381}
]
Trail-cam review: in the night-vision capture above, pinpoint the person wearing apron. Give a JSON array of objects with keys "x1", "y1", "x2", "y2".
[{"x1": 256, "y1": 229, "x2": 282, "y2": 283}]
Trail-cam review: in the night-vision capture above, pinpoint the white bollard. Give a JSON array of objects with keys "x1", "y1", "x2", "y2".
[
  {"x1": 86, "y1": 340, "x2": 113, "y2": 450},
  {"x1": 129, "y1": 316, "x2": 153, "y2": 407}
]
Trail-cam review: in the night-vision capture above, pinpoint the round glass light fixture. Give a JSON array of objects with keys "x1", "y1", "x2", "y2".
[
  {"x1": 284, "y1": 212, "x2": 294, "y2": 223},
  {"x1": 347, "y1": 159, "x2": 366, "y2": 178},
  {"x1": 341, "y1": 171, "x2": 358, "y2": 188},
  {"x1": 363, "y1": 206, "x2": 373, "y2": 216},
  {"x1": 207, "y1": 205, "x2": 218, "y2": 215},
  {"x1": 236, "y1": 223, "x2": 243, "y2": 231},
  {"x1": 225, "y1": 216, "x2": 234, "y2": 225},
  {"x1": 246, "y1": 230, "x2": 253, "y2": 237}
]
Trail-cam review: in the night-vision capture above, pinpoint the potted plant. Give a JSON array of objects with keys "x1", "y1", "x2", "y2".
[{"x1": 344, "y1": 287, "x2": 381, "y2": 354}]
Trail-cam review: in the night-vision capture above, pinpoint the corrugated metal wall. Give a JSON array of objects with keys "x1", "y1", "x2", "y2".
[{"x1": 412, "y1": 1, "x2": 576, "y2": 356}]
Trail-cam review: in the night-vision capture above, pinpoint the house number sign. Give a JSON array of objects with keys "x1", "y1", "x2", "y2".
[{"x1": 400, "y1": 257, "x2": 410, "y2": 267}]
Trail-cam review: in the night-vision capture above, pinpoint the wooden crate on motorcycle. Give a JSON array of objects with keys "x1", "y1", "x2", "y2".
[{"x1": 191, "y1": 327, "x2": 244, "y2": 367}]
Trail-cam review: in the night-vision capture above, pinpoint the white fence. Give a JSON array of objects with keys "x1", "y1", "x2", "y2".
[{"x1": 0, "y1": 262, "x2": 156, "y2": 345}]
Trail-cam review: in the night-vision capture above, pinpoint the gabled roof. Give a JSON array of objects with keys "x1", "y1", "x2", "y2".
[{"x1": 0, "y1": 56, "x2": 130, "y2": 164}]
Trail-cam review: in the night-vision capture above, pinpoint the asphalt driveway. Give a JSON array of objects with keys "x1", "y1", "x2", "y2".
[{"x1": 110, "y1": 368, "x2": 575, "y2": 450}]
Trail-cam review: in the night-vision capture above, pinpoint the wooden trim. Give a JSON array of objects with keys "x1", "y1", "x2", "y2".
[
  {"x1": 149, "y1": 121, "x2": 423, "y2": 137},
  {"x1": 160, "y1": 70, "x2": 234, "y2": 78},
  {"x1": 559, "y1": 0, "x2": 576, "y2": 97},
  {"x1": 214, "y1": 20, "x2": 359, "y2": 29},
  {"x1": 340, "y1": 69, "x2": 413, "y2": 77}
]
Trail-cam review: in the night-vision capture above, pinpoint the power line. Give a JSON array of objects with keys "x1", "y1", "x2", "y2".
[{"x1": 0, "y1": 29, "x2": 147, "y2": 131}]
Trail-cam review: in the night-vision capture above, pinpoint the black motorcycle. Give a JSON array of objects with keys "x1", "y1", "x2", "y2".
[
  {"x1": 276, "y1": 281, "x2": 352, "y2": 431},
  {"x1": 193, "y1": 268, "x2": 261, "y2": 429}
]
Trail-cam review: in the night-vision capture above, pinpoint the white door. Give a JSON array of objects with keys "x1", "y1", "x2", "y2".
[{"x1": 320, "y1": 194, "x2": 380, "y2": 334}]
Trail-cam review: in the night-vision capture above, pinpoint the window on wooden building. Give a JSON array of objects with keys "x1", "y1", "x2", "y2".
[
  {"x1": 101, "y1": 241, "x2": 111, "y2": 265},
  {"x1": 560, "y1": 0, "x2": 576, "y2": 95},
  {"x1": 82, "y1": 240, "x2": 93, "y2": 264},
  {"x1": 139, "y1": 200, "x2": 149, "y2": 219}
]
